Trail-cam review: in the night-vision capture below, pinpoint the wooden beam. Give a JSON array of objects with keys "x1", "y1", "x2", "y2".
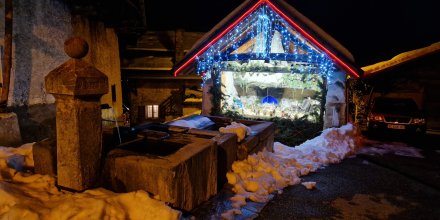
[
  {"x1": 222, "y1": 23, "x2": 257, "y2": 54},
  {"x1": 213, "y1": 53, "x2": 313, "y2": 62}
]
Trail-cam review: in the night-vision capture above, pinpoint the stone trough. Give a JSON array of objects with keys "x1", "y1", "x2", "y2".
[
  {"x1": 169, "y1": 115, "x2": 276, "y2": 160},
  {"x1": 166, "y1": 115, "x2": 276, "y2": 187},
  {"x1": 168, "y1": 126, "x2": 238, "y2": 190},
  {"x1": 102, "y1": 115, "x2": 275, "y2": 211},
  {"x1": 103, "y1": 130, "x2": 218, "y2": 211}
]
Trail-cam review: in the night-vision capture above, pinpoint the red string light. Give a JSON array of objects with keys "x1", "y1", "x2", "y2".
[{"x1": 174, "y1": 0, "x2": 360, "y2": 78}]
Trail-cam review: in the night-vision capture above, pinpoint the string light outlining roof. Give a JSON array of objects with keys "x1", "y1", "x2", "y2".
[{"x1": 173, "y1": 0, "x2": 362, "y2": 78}]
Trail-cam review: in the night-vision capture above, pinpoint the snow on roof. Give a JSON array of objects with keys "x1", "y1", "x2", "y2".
[
  {"x1": 362, "y1": 41, "x2": 440, "y2": 77},
  {"x1": 175, "y1": 0, "x2": 359, "y2": 77}
]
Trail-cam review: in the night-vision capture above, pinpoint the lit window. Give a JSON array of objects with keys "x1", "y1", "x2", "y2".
[
  {"x1": 153, "y1": 105, "x2": 159, "y2": 118},
  {"x1": 145, "y1": 105, "x2": 159, "y2": 119}
]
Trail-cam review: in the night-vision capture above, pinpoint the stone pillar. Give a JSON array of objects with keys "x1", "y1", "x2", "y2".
[
  {"x1": 45, "y1": 37, "x2": 108, "y2": 191},
  {"x1": 0, "y1": 112, "x2": 22, "y2": 147}
]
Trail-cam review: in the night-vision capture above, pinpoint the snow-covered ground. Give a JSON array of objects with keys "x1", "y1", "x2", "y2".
[
  {"x1": 0, "y1": 144, "x2": 181, "y2": 220},
  {"x1": 221, "y1": 123, "x2": 361, "y2": 219},
  {"x1": 1, "y1": 122, "x2": 425, "y2": 220}
]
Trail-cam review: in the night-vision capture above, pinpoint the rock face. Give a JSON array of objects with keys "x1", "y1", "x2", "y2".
[
  {"x1": 0, "y1": 112, "x2": 22, "y2": 146},
  {"x1": 104, "y1": 134, "x2": 218, "y2": 211},
  {"x1": 45, "y1": 37, "x2": 108, "y2": 191}
]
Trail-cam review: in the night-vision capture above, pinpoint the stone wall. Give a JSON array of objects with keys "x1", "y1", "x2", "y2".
[
  {"x1": 71, "y1": 16, "x2": 122, "y2": 120},
  {"x1": 6, "y1": 0, "x2": 72, "y2": 106},
  {"x1": 0, "y1": 0, "x2": 122, "y2": 142},
  {"x1": 130, "y1": 79, "x2": 201, "y2": 124}
]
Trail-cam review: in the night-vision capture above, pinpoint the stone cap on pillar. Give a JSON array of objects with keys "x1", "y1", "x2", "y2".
[{"x1": 45, "y1": 37, "x2": 108, "y2": 96}]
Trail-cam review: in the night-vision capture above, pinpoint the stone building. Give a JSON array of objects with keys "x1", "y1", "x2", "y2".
[
  {"x1": 119, "y1": 30, "x2": 204, "y2": 124},
  {"x1": 0, "y1": 0, "x2": 144, "y2": 143}
]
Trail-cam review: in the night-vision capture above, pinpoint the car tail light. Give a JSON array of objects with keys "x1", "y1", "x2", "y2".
[
  {"x1": 412, "y1": 118, "x2": 426, "y2": 124},
  {"x1": 369, "y1": 113, "x2": 384, "y2": 122}
]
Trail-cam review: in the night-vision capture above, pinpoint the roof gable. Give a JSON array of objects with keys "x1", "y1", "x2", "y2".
[{"x1": 174, "y1": 0, "x2": 361, "y2": 78}]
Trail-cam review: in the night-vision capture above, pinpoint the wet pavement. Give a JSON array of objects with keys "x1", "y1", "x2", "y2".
[
  {"x1": 257, "y1": 156, "x2": 440, "y2": 220},
  {"x1": 186, "y1": 133, "x2": 440, "y2": 220},
  {"x1": 186, "y1": 184, "x2": 268, "y2": 219}
]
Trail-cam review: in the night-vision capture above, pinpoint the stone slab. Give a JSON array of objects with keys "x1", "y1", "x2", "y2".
[
  {"x1": 33, "y1": 138, "x2": 56, "y2": 176},
  {"x1": 212, "y1": 133, "x2": 238, "y2": 189},
  {"x1": 237, "y1": 135, "x2": 259, "y2": 161},
  {"x1": 187, "y1": 129, "x2": 238, "y2": 189},
  {"x1": 234, "y1": 120, "x2": 276, "y2": 160},
  {"x1": 176, "y1": 115, "x2": 276, "y2": 161},
  {"x1": 0, "y1": 112, "x2": 22, "y2": 147}
]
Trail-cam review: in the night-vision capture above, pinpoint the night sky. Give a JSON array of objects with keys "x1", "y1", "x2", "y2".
[{"x1": 145, "y1": 0, "x2": 440, "y2": 67}]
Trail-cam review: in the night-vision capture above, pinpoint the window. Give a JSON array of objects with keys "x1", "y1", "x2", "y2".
[{"x1": 145, "y1": 104, "x2": 159, "y2": 119}]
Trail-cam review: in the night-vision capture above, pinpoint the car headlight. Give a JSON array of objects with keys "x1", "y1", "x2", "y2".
[
  {"x1": 369, "y1": 114, "x2": 384, "y2": 122},
  {"x1": 413, "y1": 118, "x2": 426, "y2": 124}
]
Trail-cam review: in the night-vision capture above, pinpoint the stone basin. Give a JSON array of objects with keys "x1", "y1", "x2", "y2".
[
  {"x1": 103, "y1": 130, "x2": 217, "y2": 211},
  {"x1": 134, "y1": 124, "x2": 238, "y2": 191},
  {"x1": 161, "y1": 115, "x2": 275, "y2": 191},
  {"x1": 117, "y1": 130, "x2": 182, "y2": 157},
  {"x1": 169, "y1": 115, "x2": 276, "y2": 161},
  {"x1": 174, "y1": 128, "x2": 237, "y2": 190}
]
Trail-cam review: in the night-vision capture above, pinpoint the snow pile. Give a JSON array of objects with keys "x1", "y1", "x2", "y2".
[
  {"x1": 0, "y1": 143, "x2": 34, "y2": 176},
  {"x1": 222, "y1": 123, "x2": 360, "y2": 218},
  {"x1": 219, "y1": 122, "x2": 252, "y2": 142},
  {"x1": 168, "y1": 115, "x2": 214, "y2": 128},
  {"x1": 301, "y1": 181, "x2": 316, "y2": 190},
  {"x1": 0, "y1": 144, "x2": 181, "y2": 220},
  {"x1": 362, "y1": 41, "x2": 440, "y2": 76},
  {"x1": 357, "y1": 139, "x2": 424, "y2": 158}
]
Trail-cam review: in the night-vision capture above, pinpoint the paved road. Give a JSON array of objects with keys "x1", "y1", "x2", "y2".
[
  {"x1": 257, "y1": 133, "x2": 440, "y2": 220},
  {"x1": 189, "y1": 134, "x2": 440, "y2": 219}
]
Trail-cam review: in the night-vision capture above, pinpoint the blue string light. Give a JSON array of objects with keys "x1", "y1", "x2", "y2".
[{"x1": 195, "y1": 3, "x2": 336, "y2": 84}]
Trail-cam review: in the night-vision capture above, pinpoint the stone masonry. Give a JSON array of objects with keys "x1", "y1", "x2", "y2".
[{"x1": 45, "y1": 37, "x2": 108, "y2": 191}]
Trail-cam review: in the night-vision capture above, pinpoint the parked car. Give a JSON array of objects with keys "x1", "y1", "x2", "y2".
[{"x1": 367, "y1": 97, "x2": 426, "y2": 135}]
